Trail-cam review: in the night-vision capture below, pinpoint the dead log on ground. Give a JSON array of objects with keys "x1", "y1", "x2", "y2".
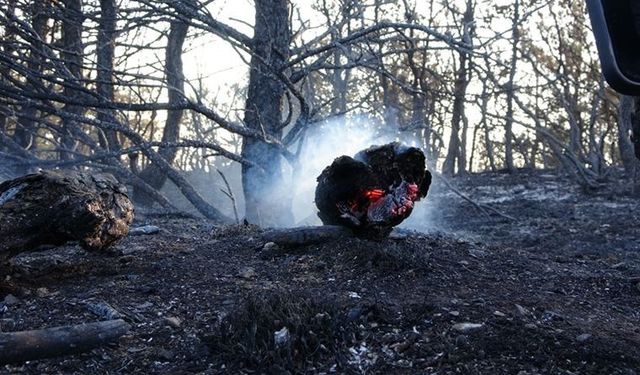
[
  {"x1": 0, "y1": 319, "x2": 130, "y2": 364},
  {"x1": 0, "y1": 170, "x2": 134, "y2": 260},
  {"x1": 261, "y1": 225, "x2": 355, "y2": 247}
]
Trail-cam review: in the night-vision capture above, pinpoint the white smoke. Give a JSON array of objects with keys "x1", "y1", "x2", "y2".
[{"x1": 283, "y1": 115, "x2": 439, "y2": 231}]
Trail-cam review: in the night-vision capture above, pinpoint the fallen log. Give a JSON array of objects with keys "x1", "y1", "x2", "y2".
[
  {"x1": 0, "y1": 319, "x2": 130, "y2": 364},
  {"x1": 261, "y1": 225, "x2": 355, "y2": 247},
  {"x1": 0, "y1": 170, "x2": 134, "y2": 260}
]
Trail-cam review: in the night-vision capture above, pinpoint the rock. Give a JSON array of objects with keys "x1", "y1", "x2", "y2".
[
  {"x1": 449, "y1": 310, "x2": 460, "y2": 317},
  {"x1": 135, "y1": 302, "x2": 153, "y2": 310},
  {"x1": 524, "y1": 323, "x2": 537, "y2": 329},
  {"x1": 263, "y1": 242, "x2": 278, "y2": 251},
  {"x1": 455, "y1": 334, "x2": 469, "y2": 347},
  {"x1": 576, "y1": 333, "x2": 592, "y2": 343},
  {"x1": 3, "y1": 294, "x2": 18, "y2": 305},
  {"x1": 493, "y1": 310, "x2": 506, "y2": 317},
  {"x1": 35, "y1": 287, "x2": 50, "y2": 298},
  {"x1": 274, "y1": 327, "x2": 290, "y2": 348},
  {"x1": 347, "y1": 306, "x2": 364, "y2": 322},
  {"x1": 129, "y1": 225, "x2": 161, "y2": 236},
  {"x1": 452, "y1": 322, "x2": 484, "y2": 334},
  {"x1": 0, "y1": 318, "x2": 15, "y2": 331},
  {"x1": 238, "y1": 267, "x2": 256, "y2": 279},
  {"x1": 515, "y1": 304, "x2": 529, "y2": 317},
  {"x1": 164, "y1": 316, "x2": 182, "y2": 329},
  {"x1": 85, "y1": 301, "x2": 122, "y2": 320},
  {"x1": 541, "y1": 310, "x2": 563, "y2": 323},
  {"x1": 388, "y1": 230, "x2": 407, "y2": 240},
  {"x1": 156, "y1": 348, "x2": 175, "y2": 361}
]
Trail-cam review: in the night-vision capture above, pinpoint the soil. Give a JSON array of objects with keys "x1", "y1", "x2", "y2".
[{"x1": 1, "y1": 170, "x2": 639, "y2": 374}]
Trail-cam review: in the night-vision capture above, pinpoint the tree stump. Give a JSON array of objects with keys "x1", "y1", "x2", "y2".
[{"x1": 0, "y1": 170, "x2": 134, "y2": 260}]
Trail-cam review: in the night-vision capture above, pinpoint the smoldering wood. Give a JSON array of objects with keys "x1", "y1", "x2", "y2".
[
  {"x1": 315, "y1": 143, "x2": 431, "y2": 236},
  {"x1": 0, "y1": 170, "x2": 134, "y2": 260},
  {"x1": 261, "y1": 225, "x2": 355, "y2": 247},
  {"x1": 0, "y1": 319, "x2": 130, "y2": 364}
]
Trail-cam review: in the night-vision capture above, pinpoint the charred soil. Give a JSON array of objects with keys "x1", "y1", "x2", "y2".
[{"x1": 1, "y1": 170, "x2": 639, "y2": 374}]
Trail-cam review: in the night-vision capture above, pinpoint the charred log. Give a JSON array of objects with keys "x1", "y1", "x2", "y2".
[
  {"x1": 261, "y1": 225, "x2": 355, "y2": 247},
  {"x1": 0, "y1": 170, "x2": 134, "y2": 260},
  {"x1": 0, "y1": 319, "x2": 130, "y2": 364},
  {"x1": 315, "y1": 143, "x2": 431, "y2": 236}
]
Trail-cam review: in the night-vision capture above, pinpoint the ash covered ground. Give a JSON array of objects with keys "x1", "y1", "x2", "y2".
[{"x1": 1, "y1": 170, "x2": 639, "y2": 374}]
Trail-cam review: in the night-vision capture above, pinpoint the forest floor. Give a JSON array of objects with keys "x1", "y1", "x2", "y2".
[{"x1": 1, "y1": 169, "x2": 640, "y2": 374}]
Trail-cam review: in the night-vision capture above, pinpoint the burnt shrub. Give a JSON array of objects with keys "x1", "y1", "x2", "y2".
[{"x1": 203, "y1": 290, "x2": 375, "y2": 373}]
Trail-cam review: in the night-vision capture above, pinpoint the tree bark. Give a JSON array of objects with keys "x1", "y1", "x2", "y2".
[
  {"x1": 241, "y1": 0, "x2": 292, "y2": 226},
  {"x1": 0, "y1": 319, "x2": 130, "y2": 364},
  {"x1": 96, "y1": 0, "x2": 119, "y2": 151},
  {"x1": 443, "y1": 0, "x2": 473, "y2": 175},
  {"x1": 0, "y1": 170, "x2": 134, "y2": 260},
  {"x1": 136, "y1": 19, "x2": 189, "y2": 205},
  {"x1": 632, "y1": 97, "x2": 640, "y2": 160},
  {"x1": 12, "y1": 0, "x2": 48, "y2": 170},
  {"x1": 60, "y1": 0, "x2": 85, "y2": 160},
  {"x1": 134, "y1": 20, "x2": 189, "y2": 206},
  {"x1": 504, "y1": 0, "x2": 520, "y2": 173},
  {"x1": 618, "y1": 96, "x2": 637, "y2": 175}
]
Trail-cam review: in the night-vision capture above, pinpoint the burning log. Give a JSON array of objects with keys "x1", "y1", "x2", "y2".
[
  {"x1": 0, "y1": 319, "x2": 130, "y2": 364},
  {"x1": 0, "y1": 170, "x2": 134, "y2": 260},
  {"x1": 315, "y1": 143, "x2": 431, "y2": 236}
]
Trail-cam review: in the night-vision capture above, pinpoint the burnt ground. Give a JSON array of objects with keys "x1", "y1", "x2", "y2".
[{"x1": 1, "y1": 170, "x2": 639, "y2": 374}]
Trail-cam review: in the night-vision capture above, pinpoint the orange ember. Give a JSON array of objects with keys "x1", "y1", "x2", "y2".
[{"x1": 363, "y1": 189, "x2": 385, "y2": 201}]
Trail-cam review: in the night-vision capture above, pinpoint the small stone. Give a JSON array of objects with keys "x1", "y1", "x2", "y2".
[
  {"x1": 0, "y1": 318, "x2": 15, "y2": 331},
  {"x1": 3, "y1": 294, "x2": 18, "y2": 305},
  {"x1": 449, "y1": 311, "x2": 460, "y2": 317},
  {"x1": 515, "y1": 304, "x2": 528, "y2": 317},
  {"x1": 541, "y1": 310, "x2": 562, "y2": 323},
  {"x1": 274, "y1": 326, "x2": 290, "y2": 348},
  {"x1": 493, "y1": 310, "x2": 506, "y2": 317},
  {"x1": 238, "y1": 267, "x2": 256, "y2": 279},
  {"x1": 388, "y1": 231, "x2": 407, "y2": 240},
  {"x1": 347, "y1": 306, "x2": 363, "y2": 322},
  {"x1": 129, "y1": 225, "x2": 161, "y2": 236},
  {"x1": 524, "y1": 323, "x2": 537, "y2": 329},
  {"x1": 135, "y1": 301, "x2": 153, "y2": 310},
  {"x1": 156, "y1": 348, "x2": 175, "y2": 361},
  {"x1": 263, "y1": 242, "x2": 278, "y2": 251},
  {"x1": 36, "y1": 288, "x2": 50, "y2": 298},
  {"x1": 576, "y1": 333, "x2": 592, "y2": 343},
  {"x1": 455, "y1": 334, "x2": 469, "y2": 347},
  {"x1": 164, "y1": 316, "x2": 182, "y2": 329},
  {"x1": 452, "y1": 322, "x2": 484, "y2": 334}
]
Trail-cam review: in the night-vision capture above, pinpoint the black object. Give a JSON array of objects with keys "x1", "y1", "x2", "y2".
[
  {"x1": 315, "y1": 143, "x2": 431, "y2": 237},
  {"x1": 587, "y1": 0, "x2": 640, "y2": 94}
]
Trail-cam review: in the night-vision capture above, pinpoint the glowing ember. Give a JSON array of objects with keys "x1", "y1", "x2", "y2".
[
  {"x1": 315, "y1": 142, "x2": 432, "y2": 236},
  {"x1": 363, "y1": 189, "x2": 385, "y2": 201}
]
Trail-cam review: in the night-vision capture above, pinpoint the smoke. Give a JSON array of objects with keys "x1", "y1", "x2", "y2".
[{"x1": 281, "y1": 115, "x2": 440, "y2": 232}]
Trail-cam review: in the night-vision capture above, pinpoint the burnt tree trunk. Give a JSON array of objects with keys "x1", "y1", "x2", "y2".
[
  {"x1": 12, "y1": 0, "x2": 49, "y2": 173},
  {"x1": 632, "y1": 97, "x2": 640, "y2": 160},
  {"x1": 0, "y1": 170, "x2": 134, "y2": 261},
  {"x1": 136, "y1": 19, "x2": 189, "y2": 205},
  {"x1": 96, "y1": 0, "x2": 120, "y2": 151},
  {"x1": 60, "y1": 0, "x2": 84, "y2": 160},
  {"x1": 241, "y1": 0, "x2": 292, "y2": 226},
  {"x1": 504, "y1": 0, "x2": 520, "y2": 173},
  {"x1": 443, "y1": 1, "x2": 473, "y2": 176},
  {"x1": 618, "y1": 96, "x2": 637, "y2": 175}
]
